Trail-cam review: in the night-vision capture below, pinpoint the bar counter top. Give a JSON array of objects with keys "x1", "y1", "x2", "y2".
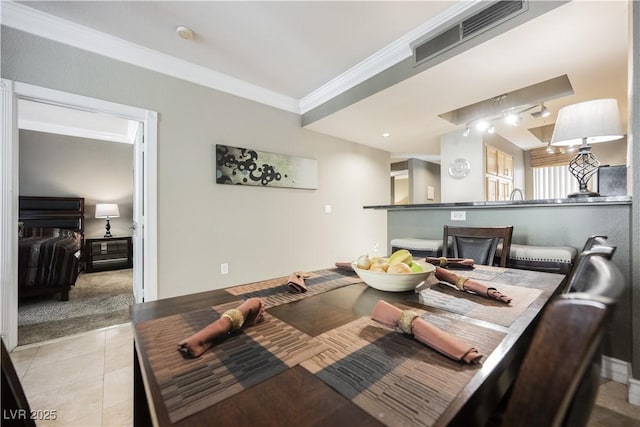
[{"x1": 364, "y1": 195, "x2": 631, "y2": 210}]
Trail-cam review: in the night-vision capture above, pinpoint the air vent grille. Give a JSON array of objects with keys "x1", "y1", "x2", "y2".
[
  {"x1": 461, "y1": 0, "x2": 525, "y2": 38},
  {"x1": 413, "y1": 0, "x2": 527, "y2": 66},
  {"x1": 414, "y1": 26, "x2": 461, "y2": 65}
]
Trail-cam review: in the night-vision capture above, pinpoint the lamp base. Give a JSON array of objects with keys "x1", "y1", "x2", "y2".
[
  {"x1": 567, "y1": 141, "x2": 600, "y2": 199},
  {"x1": 104, "y1": 218, "x2": 113, "y2": 238},
  {"x1": 568, "y1": 190, "x2": 600, "y2": 198}
]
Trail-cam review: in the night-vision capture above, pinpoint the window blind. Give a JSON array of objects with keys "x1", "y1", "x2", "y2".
[
  {"x1": 533, "y1": 165, "x2": 581, "y2": 199},
  {"x1": 529, "y1": 146, "x2": 575, "y2": 168}
]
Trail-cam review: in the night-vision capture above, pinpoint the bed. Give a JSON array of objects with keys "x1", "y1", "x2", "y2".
[{"x1": 18, "y1": 196, "x2": 84, "y2": 301}]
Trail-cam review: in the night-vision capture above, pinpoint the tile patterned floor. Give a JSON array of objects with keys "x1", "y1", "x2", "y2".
[
  {"x1": 9, "y1": 323, "x2": 640, "y2": 427},
  {"x1": 10, "y1": 324, "x2": 133, "y2": 427}
]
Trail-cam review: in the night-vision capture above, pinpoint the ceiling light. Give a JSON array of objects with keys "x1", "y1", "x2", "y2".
[
  {"x1": 504, "y1": 114, "x2": 522, "y2": 126},
  {"x1": 546, "y1": 141, "x2": 554, "y2": 153},
  {"x1": 475, "y1": 120, "x2": 491, "y2": 131},
  {"x1": 176, "y1": 25, "x2": 194, "y2": 40},
  {"x1": 382, "y1": 132, "x2": 391, "y2": 138}
]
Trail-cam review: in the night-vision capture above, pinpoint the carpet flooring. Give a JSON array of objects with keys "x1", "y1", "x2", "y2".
[{"x1": 18, "y1": 268, "x2": 134, "y2": 346}]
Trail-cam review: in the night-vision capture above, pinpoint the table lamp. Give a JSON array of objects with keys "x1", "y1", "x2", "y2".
[
  {"x1": 95, "y1": 203, "x2": 120, "y2": 238},
  {"x1": 550, "y1": 99, "x2": 623, "y2": 197}
]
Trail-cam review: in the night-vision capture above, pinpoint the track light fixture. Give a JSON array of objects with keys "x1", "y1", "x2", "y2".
[
  {"x1": 531, "y1": 102, "x2": 551, "y2": 118},
  {"x1": 462, "y1": 100, "x2": 549, "y2": 136}
]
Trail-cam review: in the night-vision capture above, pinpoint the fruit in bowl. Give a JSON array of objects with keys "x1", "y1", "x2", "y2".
[{"x1": 352, "y1": 250, "x2": 435, "y2": 292}]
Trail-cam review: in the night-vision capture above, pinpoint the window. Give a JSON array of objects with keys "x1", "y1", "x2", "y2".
[{"x1": 532, "y1": 165, "x2": 597, "y2": 199}]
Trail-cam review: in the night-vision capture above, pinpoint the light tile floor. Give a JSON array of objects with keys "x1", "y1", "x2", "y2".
[
  {"x1": 10, "y1": 323, "x2": 133, "y2": 427},
  {"x1": 9, "y1": 324, "x2": 640, "y2": 427}
]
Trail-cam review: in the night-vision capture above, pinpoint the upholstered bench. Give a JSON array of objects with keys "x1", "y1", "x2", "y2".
[
  {"x1": 498, "y1": 243, "x2": 578, "y2": 275},
  {"x1": 390, "y1": 238, "x2": 443, "y2": 257}
]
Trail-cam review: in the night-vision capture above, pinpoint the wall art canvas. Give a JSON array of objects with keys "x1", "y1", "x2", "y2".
[{"x1": 216, "y1": 144, "x2": 318, "y2": 189}]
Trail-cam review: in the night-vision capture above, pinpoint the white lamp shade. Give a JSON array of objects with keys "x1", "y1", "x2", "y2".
[
  {"x1": 95, "y1": 203, "x2": 120, "y2": 218},
  {"x1": 550, "y1": 99, "x2": 623, "y2": 147}
]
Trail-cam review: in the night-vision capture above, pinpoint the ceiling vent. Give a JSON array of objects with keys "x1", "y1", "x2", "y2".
[{"x1": 413, "y1": 0, "x2": 528, "y2": 65}]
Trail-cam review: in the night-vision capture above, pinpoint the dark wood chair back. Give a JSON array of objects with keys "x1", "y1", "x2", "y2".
[
  {"x1": 442, "y1": 225, "x2": 513, "y2": 267},
  {"x1": 562, "y1": 235, "x2": 617, "y2": 293},
  {"x1": 500, "y1": 246, "x2": 625, "y2": 427},
  {"x1": 1, "y1": 338, "x2": 36, "y2": 427}
]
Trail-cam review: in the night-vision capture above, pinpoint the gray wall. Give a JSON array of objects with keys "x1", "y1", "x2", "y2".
[
  {"x1": 2, "y1": 26, "x2": 390, "y2": 298},
  {"x1": 408, "y1": 158, "x2": 441, "y2": 204},
  {"x1": 386, "y1": 203, "x2": 632, "y2": 362},
  {"x1": 18, "y1": 130, "x2": 134, "y2": 238}
]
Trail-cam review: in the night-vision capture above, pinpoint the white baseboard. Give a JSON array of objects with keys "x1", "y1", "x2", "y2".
[
  {"x1": 601, "y1": 355, "x2": 630, "y2": 383},
  {"x1": 629, "y1": 378, "x2": 640, "y2": 406},
  {"x1": 601, "y1": 355, "x2": 640, "y2": 406}
]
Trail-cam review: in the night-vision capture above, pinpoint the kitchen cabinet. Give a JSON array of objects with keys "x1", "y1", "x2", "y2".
[{"x1": 485, "y1": 145, "x2": 514, "y2": 201}]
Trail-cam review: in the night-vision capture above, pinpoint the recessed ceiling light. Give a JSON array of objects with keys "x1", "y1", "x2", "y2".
[{"x1": 176, "y1": 25, "x2": 195, "y2": 40}]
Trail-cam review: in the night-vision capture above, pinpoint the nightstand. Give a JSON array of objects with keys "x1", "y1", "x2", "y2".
[{"x1": 85, "y1": 236, "x2": 133, "y2": 273}]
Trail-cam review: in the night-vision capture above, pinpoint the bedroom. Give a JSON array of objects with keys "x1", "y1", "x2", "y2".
[{"x1": 17, "y1": 100, "x2": 136, "y2": 345}]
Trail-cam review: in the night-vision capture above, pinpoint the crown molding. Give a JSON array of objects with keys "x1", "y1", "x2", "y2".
[
  {"x1": 2, "y1": 1, "x2": 478, "y2": 117},
  {"x1": 298, "y1": 0, "x2": 482, "y2": 114},
  {"x1": 1, "y1": 1, "x2": 300, "y2": 114}
]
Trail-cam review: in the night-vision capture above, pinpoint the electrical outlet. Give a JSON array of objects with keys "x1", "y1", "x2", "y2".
[
  {"x1": 324, "y1": 204, "x2": 332, "y2": 214},
  {"x1": 451, "y1": 211, "x2": 466, "y2": 221},
  {"x1": 220, "y1": 263, "x2": 229, "y2": 275}
]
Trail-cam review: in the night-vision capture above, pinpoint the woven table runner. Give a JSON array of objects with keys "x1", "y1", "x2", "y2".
[
  {"x1": 226, "y1": 268, "x2": 362, "y2": 308},
  {"x1": 135, "y1": 301, "x2": 327, "y2": 423},
  {"x1": 417, "y1": 280, "x2": 543, "y2": 327},
  {"x1": 463, "y1": 264, "x2": 507, "y2": 281},
  {"x1": 301, "y1": 311, "x2": 506, "y2": 427}
]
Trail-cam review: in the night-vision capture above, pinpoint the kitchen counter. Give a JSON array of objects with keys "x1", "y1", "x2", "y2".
[{"x1": 364, "y1": 195, "x2": 631, "y2": 210}]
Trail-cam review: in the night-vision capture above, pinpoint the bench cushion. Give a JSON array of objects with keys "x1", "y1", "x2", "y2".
[
  {"x1": 390, "y1": 238, "x2": 443, "y2": 257},
  {"x1": 498, "y1": 243, "x2": 577, "y2": 275},
  {"x1": 500, "y1": 243, "x2": 577, "y2": 263}
]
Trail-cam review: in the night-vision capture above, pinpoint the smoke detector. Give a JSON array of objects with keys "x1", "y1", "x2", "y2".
[{"x1": 176, "y1": 25, "x2": 194, "y2": 40}]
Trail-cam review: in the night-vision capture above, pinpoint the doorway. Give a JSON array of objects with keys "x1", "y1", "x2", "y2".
[{"x1": 1, "y1": 79, "x2": 158, "y2": 350}]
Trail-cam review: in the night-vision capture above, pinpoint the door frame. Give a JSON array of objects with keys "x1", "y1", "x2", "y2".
[{"x1": 0, "y1": 79, "x2": 158, "y2": 350}]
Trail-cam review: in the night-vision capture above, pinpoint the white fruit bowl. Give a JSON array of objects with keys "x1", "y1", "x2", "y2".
[{"x1": 351, "y1": 260, "x2": 435, "y2": 292}]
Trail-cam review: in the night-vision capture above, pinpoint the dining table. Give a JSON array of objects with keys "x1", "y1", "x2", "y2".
[{"x1": 130, "y1": 264, "x2": 566, "y2": 427}]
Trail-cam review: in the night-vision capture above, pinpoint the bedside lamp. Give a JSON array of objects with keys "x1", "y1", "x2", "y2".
[
  {"x1": 95, "y1": 203, "x2": 120, "y2": 238},
  {"x1": 550, "y1": 99, "x2": 623, "y2": 197}
]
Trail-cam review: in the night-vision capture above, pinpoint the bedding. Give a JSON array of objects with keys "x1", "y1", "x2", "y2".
[{"x1": 18, "y1": 228, "x2": 82, "y2": 290}]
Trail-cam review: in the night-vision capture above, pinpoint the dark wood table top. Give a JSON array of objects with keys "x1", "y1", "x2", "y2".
[{"x1": 131, "y1": 266, "x2": 565, "y2": 427}]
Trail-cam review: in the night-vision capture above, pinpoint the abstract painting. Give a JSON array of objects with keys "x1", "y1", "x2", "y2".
[{"x1": 216, "y1": 144, "x2": 318, "y2": 189}]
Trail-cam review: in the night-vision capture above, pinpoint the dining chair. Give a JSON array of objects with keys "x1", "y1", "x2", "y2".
[
  {"x1": 561, "y1": 235, "x2": 617, "y2": 294},
  {"x1": 442, "y1": 225, "x2": 513, "y2": 267},
  {"x1": 1, "y1": 338, "x2": 36, "y2": 427},
  {"x1": 499, "y1": 245, "x2": 625, "y2": 427}
]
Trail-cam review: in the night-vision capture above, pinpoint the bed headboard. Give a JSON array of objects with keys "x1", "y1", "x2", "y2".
[{"x1": 19, "y1": 196, "x2": 85, "y2": 235}]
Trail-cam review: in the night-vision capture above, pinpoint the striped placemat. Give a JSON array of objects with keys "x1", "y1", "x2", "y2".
[
  {"x1": 226, "y1": 268, "x2": 362, "y2": 308},
  {"x1": 135, "y1": 301, "x2": 327, "y2": 423},
  {"x1": 464, "y1": 264, "x2": 507, "y2": 281},
  {"x1": 301, "y1": 310, "x2": 506, "y2": 427},
  {"x1": 417, "y1": 281, "x2": 543, "y2": 327}
]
